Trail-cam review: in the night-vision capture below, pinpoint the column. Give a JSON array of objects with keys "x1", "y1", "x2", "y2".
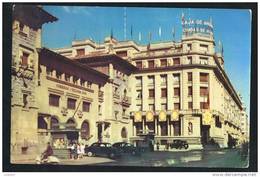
[
  {"x1": 167, "y1": 74, "x2": 173, "y2": 110},
  {"x1": 142, "y1": 119, "x2": 145, "y2": 134},
  {"x1": 154, "y1": 74, "x2": 161, "y2": 111},
  {"x1": 133, "y1": 121, "x2": 136, "y2": 136},
  {"x1": 158, "y1": 122, "x2": 161, "y2": 136},
  {"x1": 167, "y1": 119, "x2": 170, "y2": 136},
  {"x1": 142, "y1": 75, "x2": 148, "y2": 111},
  {"x1": 193, "y1": 69, "x2": 200, "y2": 109},
  {"x1": 155, "y1": 119, "x2": 158, "y2": 135}
]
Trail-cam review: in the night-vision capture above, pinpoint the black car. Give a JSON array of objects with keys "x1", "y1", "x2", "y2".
[
  {"x1": 170, "y1": 140, "x2": 189, "y2": 149},
  {"x1": 84, "y1": 142, "x2": 121, "y2": 159},
  {"x1": 112, "y1": 142, "x2": 141, "y2": 155}
]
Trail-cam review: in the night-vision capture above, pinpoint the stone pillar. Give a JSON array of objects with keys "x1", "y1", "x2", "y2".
[
  {"x1": 155, "y1": 74, "x2": 161, "y2": 111},
  {"x1": 167, "y1": 119, "x2": 170, "y2": 136},
  {"x1": 167, "y1": 74, "x2": 173, "y2": 110},
  {"x1": 155, "y1": 119, "x2": 158, "y2": 135},
  {"x1": 193, "y1": 69, "x2": 200, "y2": 109},
  {"x1": 158, "y1": 122, "x2": 161, "y2": 136},
  {"x1": 142, "y1": 119, "x2": 145, "y2": 134},
  {"x1": 142, "y1": 76, "x2": 148, "y2": 111},
  {"x1": 133, "y1": 123, "x2": 136, "y2": 136}
]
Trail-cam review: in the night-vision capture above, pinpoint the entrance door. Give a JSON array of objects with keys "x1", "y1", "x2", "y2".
[
  {"x1": 201, "y1": 125, "x2": 210, "y2": 144},
  {"x1": 97, "y1": 124, "x2": 102, "y2": 142},
  {"x1": 67, "y1": 131, "x2": 79, "y2": 143}
]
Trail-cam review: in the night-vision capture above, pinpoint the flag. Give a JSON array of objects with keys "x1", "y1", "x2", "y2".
[
  {"x1": 138, "y1": 32, "x2": 141, "y2": 41},
  {"x1": 130, "y1": 25, "x2": 133, "y2": 39},
  {"x1": 110, "y1": 28, "x2": 113, "y2": 39},
  {"x1": 172, "y1": 26, "x2": 175, "y2": 40},
  {"x1": 181, "y1": 12, "x2": 185, "y2": 24},
  {"x1": 159, "y1": 26, "x2": 162, "y2": 37},
  {"x1": 148, "y1": 31, "x2": 152, "y2": 41}
]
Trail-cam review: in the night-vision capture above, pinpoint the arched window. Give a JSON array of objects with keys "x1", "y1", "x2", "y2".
[
  {"x1": 50, "y1": 117, "x2": 59, "y2": 129},
  {"x1": 188, "y1": 122, "x2": 193, "y2": 135},
  {"x1": 66, "y1": 118, "x2": 76, "y2": 129},
  {"x1": 81, "y1": 121, "x2": 90, "y2": 139},
  {"x1": 121, "y1": 127, "x2": 127, "y2": 138},
  {"x1": 38, "y1": 116, "x2": 48, "y2": 129}
]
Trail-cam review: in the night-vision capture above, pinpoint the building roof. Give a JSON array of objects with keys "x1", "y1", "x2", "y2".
[
  {"x1": 38, "y1": 47, "x2": 109, "y2": 83},
  {"x1": 74, "y1": 53, "x2": 138, "y2": 74},
  {"x1": 13, "y1": 5, "x2": 58, "y2": 29}
]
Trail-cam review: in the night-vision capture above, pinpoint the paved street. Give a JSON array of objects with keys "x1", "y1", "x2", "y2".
[
  {"x1": 95, "y1": 149, "x2": 248, "y2": 168},
  {"x1": 11, "y1": 149, "x2": 248, "y2": 168}
]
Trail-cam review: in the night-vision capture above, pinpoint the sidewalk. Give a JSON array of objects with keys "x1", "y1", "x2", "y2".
[{"x1": 11, "y1": 154, "x2": 115, "y2": 165}]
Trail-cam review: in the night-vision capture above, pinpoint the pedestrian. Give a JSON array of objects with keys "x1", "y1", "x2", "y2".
[
  {"x1": 156, "y1": 142, "x2": 160, "y2": 151},
  {"x1": 73, "y1": 143, "x2": 78, "y2": 159},
  {"x1": 81, "y1": 143, "x2": 85, "y2": 157},
  {"x1": 42, "y1": 142, "x2": 53, "y2": 160},
  {"x1": 67, "y1": 143, "x2": 73, "y2": 159},
  {"x1": 77, "y1": 143, "x2": 81, "y2": 159}
]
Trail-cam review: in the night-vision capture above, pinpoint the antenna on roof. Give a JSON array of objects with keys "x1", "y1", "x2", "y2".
[{"x1": 124, "y1": 7, "x2": 127, "y2": 41}]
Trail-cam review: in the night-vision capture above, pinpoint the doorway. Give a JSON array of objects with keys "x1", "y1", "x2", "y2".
[{"x1": 201, "y1": 125, "x2": 210, "y2": 144}]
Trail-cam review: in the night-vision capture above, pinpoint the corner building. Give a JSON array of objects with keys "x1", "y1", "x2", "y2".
[{"x1": 55, "y1": 32, "x2": 244, "y2": 149}]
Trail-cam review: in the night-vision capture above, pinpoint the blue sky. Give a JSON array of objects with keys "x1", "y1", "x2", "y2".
[{"x1": 42, "y1": 6, "x2": 251, "y2": 116}]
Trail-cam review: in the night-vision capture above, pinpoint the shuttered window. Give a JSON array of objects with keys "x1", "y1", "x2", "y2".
[
  {"x1": 160, "y1": 59, "x2": 167, "y2": 67},
  {"x1": 148, "y1": 60, "x2": 155, "y2": 68},
  {"x1": 161, "y1": 88, "x2": 167, "y2": 98},
  {"x1": 82, "y1": 101, "x2": 90, "y2": 112},
  {"x1": 67, "y1": 98, "x2": 76, "y2": 109},
  {"x1": 188, "y1": 72, "x2": 192, "y2": 82},
  {"x1": 174, "y1": 88, "x2": 180, "y2": 97},
  {"x1": 149, "y1": 89, "x2": 155, "y2": 98},
  {"x1": 49, "y1": 94, "x2": 60, "y2": 107},
  {"x1": 136, "y1": 61, "x2": 142, "y2": 69},
  {"x1": 188, "y1": 86, "x2": 192, "y2": 96},
  {"x1": 173, "y1": 58, "x2": 180, "y2": 65},
  {"x1": 76, "y1": 49, "x2": 85, "y2": 56},
  {"x1": 200, "y1": 87, "x2": 208, "y2": 96},
  {"x1": 200, "y1": 73, "x2": 209, "y2": 82}
]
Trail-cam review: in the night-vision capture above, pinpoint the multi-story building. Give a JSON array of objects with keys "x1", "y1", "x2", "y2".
[
  {"x1": 55, "y1": 20, "x2": 245, "y2": 149},
  {"x1": 11, "y1": 5, "x2": 248, "y2": 158},
  {"x1": 11, "y1": 5, "x2": 57, "y2": 156}
]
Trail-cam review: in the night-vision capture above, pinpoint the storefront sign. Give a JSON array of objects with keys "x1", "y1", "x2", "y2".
[
  {"x1": 56, "y1": 84, "x2": 87, "y2": 95},
  {"x1": 171, "y1": 110, "x2": 179, "y2": 121},
  {"x1": 134, "y1": 111, "x2": 142, "y2": 122},
  {"x1": 146, "y1": 111, "x2": 154, "y2": 122},
  {"x1": 202, "y1": 110, "x2": 213, "y2": 125},
  {"x1": 159, "y1": 111, "x2": 167, "y2": 122}
]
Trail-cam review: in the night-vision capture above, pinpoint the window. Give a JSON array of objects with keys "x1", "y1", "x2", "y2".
[
  {"x1": 200, "y1": 87, "x2": 208, "y2": 96},
  {"x1": 136, "y1": 61, "x2": 142, "y2": 69},
  {"x1": 173, "y1": 122, "x2": 180, "y2": 136},
  {"x1": 148, "y1": 76, "x2": 155, "y2": 85},
  {"x1": 200, "y1": 73, "x2": 209, "y2": 83},
  {"x1": 161, "y1": 88, "x2": 167, "y2": 98},
  {"x1": 149, "y1": 89, "x2": 155, "y2": 98},
  {"x1": 160, "y1": 59, "x2": 167, "y2": 67},
  {"x1": 188, "y1": 72, "x2": 192, "y2": 82},
  {"x1": 82, "y1": 101, "x2": 90, "y2": 112},
  {"x1": 173, "y1": 74, "x2": 180, "y2": 84},
  {"x1": 49, "y1": 94, "x2": 60, "y2": 107},
  {"x1": 67, "y1": 98, "x2": 76, "y2": 109},
  {"x1": 174, "y1": 103, "x2": 180, "y2": 110},
  {"x1": 76, "y1": 49, "x2": 85, "y2": 56},
  {"x1": 200, "y1": 57, "x2": 208, "y2": 65},
  {"x1": 173, "y1": 58, "x2": 180, "y2": 65},
  {"x1": 148, "y1": 60, "x2": 155, "y2": 68},
  {"x1": 23, "y1": 94, "x2": 28, "y2": 107},
  {"x1": 161, "y1": 75, "x2": 167, "y2": 85},
  {"x1": 215, "y1": 116, "x2": 222, "y2": 128},
  {"x1": 188, "y1": 86, "x2": 192, "y2": 96},
  {"x1": 187, "y1": 43, "x2": 192, "y2": 51},
  {"x1": 136, "y1": 90, "x2": 142, "y2": 99},
  {"x1": 136, "y1": 76, "x2": 142, "y2": 86},
  {"x1": 200, "y1": 44, "x2": 208, "y2": 51},
  {"x1": 116, "y1": 51, "x2": 127, "y2": 57},
  {"x1": 160, "y1": 122, "x2": 168, "y2": 136},
  {"x1": 187, "y1": 56, "x2": 192, "y2": 64},
  {"x1": 200, "y1": 102, "x2": 209, "y2": 109},
  {"x1": 21, "y1": 52, "x2": 29, "y2": 66},
  {"x1": 161, "y1": 103, "x2": 167, "y2": 110},
  {"x1": 174, "y1": 88, "x2": 180, "y2": 97},
  {"x1": 149, "y1": 104, "x2": 155, "y2": 111},
  {"x1": 188, "y1": 102, "x2": 193, "y2": 109}
]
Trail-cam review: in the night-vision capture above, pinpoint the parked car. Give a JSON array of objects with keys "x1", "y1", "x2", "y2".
[
  {"x1": 84, "y1": 142, "x2": 121, "y2": 159},
  {"x1": 112, "y1": 142, "x2": 141, "y2": 155},
  {"x1": 170, "y1": 140, "x2": 189, "y2": 149}
]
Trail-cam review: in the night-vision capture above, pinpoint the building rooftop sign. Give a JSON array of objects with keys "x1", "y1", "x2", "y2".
[{"x1": 181, "y1": 13, "x2": 214, "y2": 37}]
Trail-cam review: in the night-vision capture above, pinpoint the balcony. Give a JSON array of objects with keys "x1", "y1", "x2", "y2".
[
  {"x1": 121, "y1": 96, "x2": 131, "y2": 107},
  {"x1": 98, "y1": 91, "x2": 104, "y2": 103}
]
